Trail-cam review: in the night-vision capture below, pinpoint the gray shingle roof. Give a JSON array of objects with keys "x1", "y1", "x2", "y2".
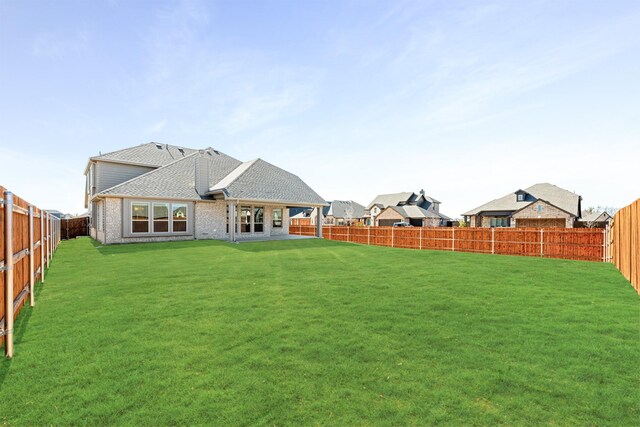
[
  {"x1": 390, "y1": 205, "x2": 448, "y2": 220},
  {"x1": 100, "y1": 151, "x2": 242, "y2": 200},
  {"x1": 367, "y1": 192, "x2": 414, "y2": 209},
  {"x1": 213, "y1": 159, "x2": 326, "y2": 206},
  {"x1": 327, "y1": 200, "x2": 366, "y2": 219},
  {"x1": 462, "y1": 183, "x2": 581, "y2": 217},
  {"x1": 92, "y1": 142, "x2": 199, "y2": 166},
  {"x1": 579, "y1": 211, "x2": 612, "y2": 223},
  {"x1": 95, "y1": 143, "x2": 326, "y2": 206}
]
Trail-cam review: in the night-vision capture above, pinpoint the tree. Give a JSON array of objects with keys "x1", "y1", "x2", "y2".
[{"x1": 344, "y1": 206, "x2": 354, "y2": 226}]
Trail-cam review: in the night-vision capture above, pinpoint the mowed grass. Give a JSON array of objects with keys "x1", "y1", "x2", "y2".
[{"x1": 0, "y1": 238, "x2": 638, "y2": 426}]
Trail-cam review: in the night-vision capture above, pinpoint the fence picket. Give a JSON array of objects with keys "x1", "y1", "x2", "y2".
[
  {"x1": 289, "y1": 225, "x2": 606, "y2": 262},
  {"x1": 1, "y1": 186, "x2": 59, "y2": 357}
]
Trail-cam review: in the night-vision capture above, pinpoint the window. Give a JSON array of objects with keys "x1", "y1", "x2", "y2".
[
  {"x1": 490, "y1": 217, "x2": 509, "y2": 228},
  {"x1": 254, "y1": 207, "x2": 264, "y2": 233},
  {"x1": 153, "y1": 203, "x2": 169, "y2": 232},
  {"x1": 129, "y1": 201, "x2": 189, "y2": 235},
  {"x1": 241, "y1": 206, "x2": 251, "y2": 233},
  {"x1": 517, "y1": 193, "x2": 524, "y2": 201},
  {"x1": 173, "y1": 203, "x2": 187, "y2": 232},
  {"x1": 273, "y1": 208, "x2": 283, "y2": 228},
  {"x1": 132, "y1": 203, "x2": 149, "y2": 233}
]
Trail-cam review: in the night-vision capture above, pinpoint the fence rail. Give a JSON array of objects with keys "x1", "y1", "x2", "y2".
[
  {"x1": 290, "y1": 225, "x2": 606, "y2": 262},
  {"x1": 611, "y1": 198, "x2": 639, "y2": 293},
  {"x1": 1, "y1": 186, "x2": 60, "y2": 358}
]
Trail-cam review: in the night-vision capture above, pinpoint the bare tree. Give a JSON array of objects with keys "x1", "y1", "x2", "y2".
[{"x1": 344, "y1": 206, "x2": 354, "y2": 226}]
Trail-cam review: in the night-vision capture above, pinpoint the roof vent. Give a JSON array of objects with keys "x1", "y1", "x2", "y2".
[
  {"x1": 213, "y1": 149, "x2": 220, "y2": 155},
  {"x1": 178, "y1": 148, "x2": 185, "y2": 155},
  {"x1": 154, "y1": 143, "x2": 163, "y2": 149},
  {"x1": 207, "y1": 151, "x2": 213, "y2": 156}
]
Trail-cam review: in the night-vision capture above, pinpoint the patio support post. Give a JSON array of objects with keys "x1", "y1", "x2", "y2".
[
  {"x1": 228, "y1": 202, "x2": 236, "y2": 242},
  {"x1": 316, "y1": 207, "x2": 322, "y2": 238}
]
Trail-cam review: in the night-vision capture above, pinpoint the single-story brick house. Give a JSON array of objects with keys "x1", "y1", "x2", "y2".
[
  {"x1": 323, "y1": 200, "x2": 366, "y2": 225},
  {"x1": 366, "y1": 190, "x2": 451, "y2": 226},
  {"x1": 462, "y1": 183, "x2": 582, "y2": 228},
  {"x1": 576, "y1": 211, "x2": 612, "y2": 228},
  {"x1": 85, "y1": 143, "x2": 326, "y2": 244}
]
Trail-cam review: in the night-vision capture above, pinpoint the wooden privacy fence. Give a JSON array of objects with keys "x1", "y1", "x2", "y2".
[
  {"x1": 290, "y1": 225, "x2": 607, "y2": 262},
  {"x1": 1, "y1": 186, "x2": 60, "y2": 358},
  {"x1": 61, "y1": 217, "x2": 89, "y2": 240},
  {"x1": 611, "y1": 198, "x2": 639, "y2": 293}
]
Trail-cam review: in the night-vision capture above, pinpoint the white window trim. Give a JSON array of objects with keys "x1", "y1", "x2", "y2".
[
  {"x1": 272, "y1": 207, "x2": 283, "y2": 228},
  {"x1": 126, "y1": 200, "x2": 193, "y2": 237}
]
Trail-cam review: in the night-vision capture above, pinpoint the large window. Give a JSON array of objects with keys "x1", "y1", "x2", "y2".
[
  {"x1": 240, "y1": 206, "x2": 251, "y2": 233},
  {"x1": 490, "y1": 217, "x2": 510, "y2": 228},
  {"x1": 132, "y1": 203, "x2": 149, "y2": 233},
  {"x1": 273, "y1": 208, "x2": 283, "y2": 228},
  {"x1": 153, "y1": 203, "x2": 169, "y2": 232},
  {"x1": 254, "y1": 207, "x2": 264, "y2": 233},
  {"x1": 130, "y1": 201, "x2": 189, "y2": 234},
  {"x1": 173, "y1": 204, "x2": 187, "y2": 232}
]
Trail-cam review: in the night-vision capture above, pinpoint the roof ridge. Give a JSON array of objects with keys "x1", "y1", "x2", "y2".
[
  {"x1": 209, "y1": 158, "x2": 259, "y2": 192},
  {"x1": 96, "y1": 152, "x2": 198, "y2": 196}
]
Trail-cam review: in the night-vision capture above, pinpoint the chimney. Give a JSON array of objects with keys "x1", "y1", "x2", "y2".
[
  {"x1": 419, "y1": 189, "x2": 425, "y2": 196},
  {"x1": 195, "y1": 151, "x2": 210, "y2": 196}
]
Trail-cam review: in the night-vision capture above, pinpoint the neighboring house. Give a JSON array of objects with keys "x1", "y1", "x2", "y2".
[
  {"x1": 577, "y1": 211, "x2": 612, "y2": 228},
  {"x1": 290, "y1": 208, "x2": 315, "y2": 226},
  {"x1": 290, "y1": 200, "x2": 366, "y2": 226},
  {"x1": 45, "y1": 210, "x2": 64, "y2": 219},
  {"x1": 462, "y1": 183, "x2": 582, "y2": 228},
  {"x1": 323, "y1": 200, "x2": 366, "y2": 225},
  {"x1": 366, "y1": 190, "x2": 451, "y2": 227},
  {"x1": 85, "y1": 142, "x2": 326, "y2": 244}
]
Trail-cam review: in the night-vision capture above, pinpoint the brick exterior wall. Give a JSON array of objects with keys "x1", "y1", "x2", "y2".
[
  {"x1": 511, "y1": 200, "x2": 574, "y2": 228},
  {"x1": 423, "y1": 218, "x2": 440, "y2": 227},
  {"x1": 95, "y1": 198, "x2": 291, "y2": 244},
  {"x1": 375, "y1": 208, "x2": 404, "y2": 225}
]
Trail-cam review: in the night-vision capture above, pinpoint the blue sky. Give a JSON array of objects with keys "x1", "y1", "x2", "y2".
[{"x1": 1, "y1": 0, "x2": 639, "y2": 216}]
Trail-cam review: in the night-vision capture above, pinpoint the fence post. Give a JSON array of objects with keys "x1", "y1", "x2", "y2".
[
  {"x1": 40, "y1": 212, "x2": 45, "y2": 283},
  {"x1": 28, "y1": 205, "x2": 35, "y2": 307},
  {"x1": 540, "y1": 228, "x2": 544, "y2": 257},
  {"x1": 491, "y1": 228, "x2": 495, "y2": 254},
  {"x1": 391, "y1": 226, "x2": 394, "y2": 248},
  {"x1": 602, "y1": 227, "x2": 607, "y2": 263},
  {"x1": 46, "y1": 213, "x2": 50, "y2": 268},
  {"x1": 452, "y1": 227, "x2": 455, "y2": 252},
  {"x1": 419, "y1": 228, "x2": 422, "y2": 250},
  {"x1": 3, "y1": 191, "x2": 14, "y2": 358},
  {"x1": 367, "y1": 226, "x2": 370, "y2": 246},
  {"x1": 347, "y1": 226, "x2": 350, "y2": 242}
]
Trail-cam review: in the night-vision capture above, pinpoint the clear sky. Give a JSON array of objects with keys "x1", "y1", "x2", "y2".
[{"x1": 1, "y1": 0, "x2": 639, "y2": 217}]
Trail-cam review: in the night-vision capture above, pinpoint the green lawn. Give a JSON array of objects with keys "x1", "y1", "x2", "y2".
[{"x1": 1, "y1": 237, "x2": 638, "y2": 426}]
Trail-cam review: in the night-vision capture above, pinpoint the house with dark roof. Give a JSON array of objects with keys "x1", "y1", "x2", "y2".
[
  {"x1": 366, "y1": 190, "x2": 451, "y2": 227},
  {"x1": 85, "y1": 142, "x2": 326, "y2": 244},
  {"x1": 462, "y1": 183, "x2": 582, "y2": 228}
]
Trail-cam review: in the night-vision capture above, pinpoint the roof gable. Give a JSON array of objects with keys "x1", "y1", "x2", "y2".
[
  {"x1": 462, "y1": 183, "x2": 581, "y2": 217},
  {"x1": 212, "y1": 159, "x2": 326, "y2": 206}
]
